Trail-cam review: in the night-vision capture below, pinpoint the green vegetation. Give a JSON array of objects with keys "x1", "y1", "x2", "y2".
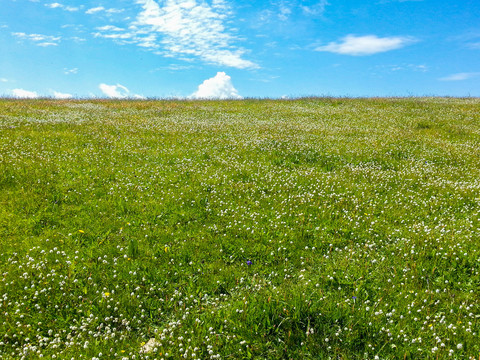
[{"x1": 1, "y1": 97, "x2": 479, "y2": 359}]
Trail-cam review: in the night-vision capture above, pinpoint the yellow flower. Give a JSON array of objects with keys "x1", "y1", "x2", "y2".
[
  {"x1": 78, "y1": 230, "x2": 84, "y2": 233},
  {"x1": 164, "y1": 246, "x2": 169, "y2": 253},
  {"x1": 104, "y1": 292, "x2": 110, "y2": 297}
]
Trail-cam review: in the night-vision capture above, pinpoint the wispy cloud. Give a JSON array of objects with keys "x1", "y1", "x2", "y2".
[
  {"x1": 376, "y1": 63, "x2": 428, "y2": 72},
  {"x1": 264, "y1": 0, "x2": 329, "y2": 22},
  {"x1": 85, "y1": 6, "x2": 124, "y2": 15},
  {"x1": 301, "y1": 0, "x2": 329, "y2": 16},
  {"x1": 190, "y1": 72, "x2": 242, "y2": 99},
  {"x1": 447, "y1": 32, "x2": 480, "y2": 50},
  {"x1": 64, "y1": 68, "x2": 78, "y2": 75},
  {"x1": 86, "y1": 6, "x2": 105, "y2": 14},
  {"x1": 12, "y1": 32, "x2": 61, "y2": 46},
  {"x1": 0, "y1": 78, "x2": 8, "y2": 82},
  {"x1": 316, "y1": 34, "x2": 416, "y2": 56},
  {"x1": 94, "y1": 0, "x2": 257, "y2": 69},
  {"x1": 96, "y1": 25, "x2": 125, "y2": 32},
  {"x1": 439, "y1": 72, "x2": 480, "y2": 81},
  {"x1": 278, "y1": 2, "x2": 292, "y2": 21},
  {"x1": 12, "y1": 89, "x2": 38, "y2": 98},
  {"x1": 45, "y1": 2, "x2": 80, "y2": 11},
  {"x1": 153, "y1": 64, "x2": 196, "y2": 72}
]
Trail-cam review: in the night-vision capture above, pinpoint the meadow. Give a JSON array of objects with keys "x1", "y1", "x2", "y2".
[{"x1": 0, "y1": 97, "x2": 479, "y2": 359}]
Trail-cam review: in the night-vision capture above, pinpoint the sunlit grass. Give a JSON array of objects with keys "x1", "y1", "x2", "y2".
[{"x1": 0, "y1": 97, "x2": 479, "y2": 359}]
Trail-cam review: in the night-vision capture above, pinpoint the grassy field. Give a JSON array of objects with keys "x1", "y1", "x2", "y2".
[{"x1": 0, "y1": 97, "x2": 479, "y2": 359}]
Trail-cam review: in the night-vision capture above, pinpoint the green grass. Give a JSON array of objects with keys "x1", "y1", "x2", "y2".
[{"x1": 0, "y1": 97, "x2": 479, "y2": 359}]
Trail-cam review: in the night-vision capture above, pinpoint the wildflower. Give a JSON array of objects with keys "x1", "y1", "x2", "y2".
[
  {"x1": 246, "y1": 260, "x2": 252, "y2": 265},
  {"x1": 78, "y1": 230, "x2": 84, "y2": 233},
  {"x1": 457, "y1": 343, "x2": 463, "y2": 350}
]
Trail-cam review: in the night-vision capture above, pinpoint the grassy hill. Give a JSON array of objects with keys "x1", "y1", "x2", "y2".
[{"x1": 1, "y1": 98, "x2": 479, "y2": 359}]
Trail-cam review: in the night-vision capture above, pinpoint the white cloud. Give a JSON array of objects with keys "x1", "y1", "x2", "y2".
[
  {"x1": 261, "y1": 1, "x2": 329, "y2": 23},
  {"x1": 94, "y1": 0, "x2": 257, "y2": 69},
  {"x1": 96, "y1": 25, "x2": 124, "y2": 32},
  {"x1": 316, "y1": 34, "x2": 416, "y2": 56},
  {"x1": 0, "y1": 78, "x2": 8, "y2": 82},
  {"x1": 64, "y1": 67, "x2": 78, "y2": 75},
  {"x1": 45, "y1": 3, "x2": 79, "y2": 11},
  {"x1": 190, "y1": 72, "x2": 242, "y2": 99},
  {"x1": 439, "y1": 72, "x2": 480, "y2": 81},
  {"x1": 53, "y1": 91, "x2": 73, "y2": 99},
  {"x1": 12, "y1": 32, "x2": 61, "y2": 46},
  {"x1": 37, "y1": 42, "x2": 59, "y2": 47},
  {"x1": 133, "y1": 94, "x2": 147, "y2": 99},
  {"x1": 86, "y1": 6, "x2": 105, "y2": 14},
  {"x1": 46, "y1": 2, "x2": 63, "y2": 8},
  {"x1": 93, "y1": 32, "x2": 134, "y2": 40},
  {"x1": 278, "y1": 2, "x2": 292, "y2": 21},
  {"x1": 86, "y1": 6, "x2": 123, "y2": 15},
  {"x1": 301, "y1": 0, "x2": 329, "y2": 16},
  {"x1": 105, "y1": 8, "x2": 124, "y2": 14},
  {"x1": 377, "y1": 63, "x2": 428, "y2": 72},
  {"x1": 12, "y1": 89, "x2": 38, "y2": 98},
  {"x1": 99, "y1": 83, "x2": 130, "y2": 98}
]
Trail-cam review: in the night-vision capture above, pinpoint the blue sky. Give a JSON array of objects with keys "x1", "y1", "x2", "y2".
[{"x1": 1, "y1": 0, "x2": 479, "y2": 98}]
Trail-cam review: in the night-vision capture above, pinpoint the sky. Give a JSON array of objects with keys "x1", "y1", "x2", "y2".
[{"x1": 1, "y1": 0, "x2": 479, "y2": 99}]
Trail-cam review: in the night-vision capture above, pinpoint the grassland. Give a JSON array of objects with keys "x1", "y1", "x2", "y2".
[{"x1": 0, "y1": 97, "x2": 479, "y2": 359}]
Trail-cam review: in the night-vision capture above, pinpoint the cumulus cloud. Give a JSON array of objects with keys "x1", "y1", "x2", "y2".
[
  {"x1": 99, "y1": 83, "x2": 130, "y2": 98},
  {"x1": 316, "y1": 34, "x2": 416, "y2": 56},
  {"x1": 94, "y1": 0, "x2": 257, "y2": 69},
  {"x1": 53, "y1": 91, "x2": 73, "y2": 99},
  {"x1": 439, "y1": 72, "x2": 480, "y2": 81},
  {"x1": 12, "y1": 89, "x2": 38, "y2": 98},
  {"x1": 190, "y1": 72, "x2": 242, "y2": 99}
]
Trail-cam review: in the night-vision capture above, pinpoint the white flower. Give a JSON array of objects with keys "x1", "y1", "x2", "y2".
[{"x1": 457, "y1": 343, "x2": 463, "y2": 350}]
